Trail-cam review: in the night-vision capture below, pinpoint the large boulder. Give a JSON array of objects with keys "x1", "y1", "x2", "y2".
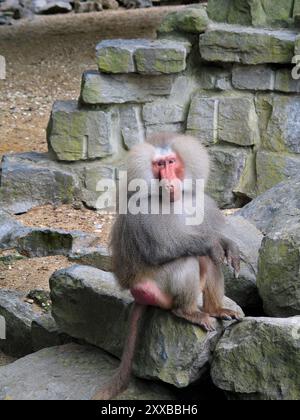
[
  {"x1": 16, "y1": 227, "x2": 98, "y2": 258},
  {"x1": 256, "y1": 150, "x2": 300, "y2": 195},
  {"x1": 257, "y1": 219, "x2": 300, "y2": 317},
  {"x1": 0, "y1": 290, "x2": 38, "y2": 357},
  {"x1": 0, "y1": 152, "x2": 121, "y2": 213},
  {"x1": 50, "y1": 265, "x2": 243, "y2": 388},
  {"x1": 211, "y1": 317, "x2": 300, "y2": 400},
  {"x1": 222, "y1": 216, "x2": 263, "y2": 313},
  {"x1": 238, "y1": 178, "x2": 300, "y2": 317},
  {"x1": 0, "y1": 153, "x2": 79, "y2": 214},
  {"x1": 200, "y1": 24, "x2": 297, "y2": 65},
  {"x1": 238, "y1": 177, "x2": 300, "y2": 234},
  {"x1": 0, "y1": 343, "x2": 175, "y2": 400}
]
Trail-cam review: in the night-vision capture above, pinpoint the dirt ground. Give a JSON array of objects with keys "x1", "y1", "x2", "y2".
[
  {"x1": 0, "y1": 252, "x2": 71, "y2": 292},
  {"x1": 0, "y1": 6, "x2": 184, "y2": 159},
  {"x1": 16, "y1": 204, "x2": 114, "y2": 245}
]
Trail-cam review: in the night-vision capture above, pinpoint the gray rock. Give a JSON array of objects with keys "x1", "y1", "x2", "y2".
[
  {"x1": 31, "y1": 313, "x2": 71, "y2": 352},
  {"x1": 256, "y1": 150, "x2": 300, "y2": 195},
  {"x1": 257, "y1": 220, "x2": 300, "y2": 317},
  {"x1": 145, "y1": 123, "x2": 183, "y2": 137},
  {"x1": 222, "y1": 216, "x2": 263, "y2": 313},
  {"x1": 134, "y1": 40, "x2": 190, "y2": 75},
  {"x1": 0, "y1": 343, "x2": 175, "y2": 400},
  {"x1": 69, "y1": 245, "x2": 112, "y2": 271},
  {"x1": 0, "y1": 152, "x2": 122, "y2": 213},
  {"x1": 96, "y1": 39, "x2": 144, "y2": 73},
  {"x1": 32, "y1": 0, "x2": 72, "y2": 14},
  {"x1": 256, "y1": 94, "x2": 300, "y2": 154},
  {"x1": 96, "y1": 39, "x2": 190, "y2": 75},
  {"x1": 198, "y1": 67, "x2": 233, "y2": 91},
  {"x1": 211, "y1": 317, "x2": 300, "y2": 400},
  {"x1": 206, "y1": 146, "x2": 256, "y2": 208},
  {"x1": 47, "y1": 101, "x2": 118, "y2": 161},
  {"x1": 80, "y1": 70, "x2": 174, "y2": 105},
  {"x1": 50, "y1": 265, "x2": 243, "y2": 387},
  {"x1": 207, "y1": 0, "x2": 295, "y2": 29},
  {"x1": 120, "y1": 105, "x2": 145, "y2": 149},
  {"x1": 187, "y1": 92, "x2": 259, "y2": 147},
  {"x1": 158, "y1": 6, "x2": 209, "y2": 34},
  {"x1": 200, "y1": 24, "x2": 297, "y2": 65},
  {"x1": 0, "y1": 290, "x2": 38, "y2": 357},
  {"x1": 0, "y1": 153, "x2": 79, "y2": 214},
  {"x1": 275, "y1": 68, "x2": 300, "y2": 93},
  {"x1": 238, "y1": 176, "x2": 300, "y2": 234},
  {"x1": 295, "y1": 34, "x2": 300, "y2": 55},
  {"x1": 232, "y1": 65, "x2": 275, "y2": 91},
  {"x1": 0, "y1": 209, "x2": 23, "y2": 249},
  {"x1": 16, "y1": 227, "x2": 98, "y2": 258},
  {"x1": 143, "y1": 101, "x2": 186, "y2": 125}
]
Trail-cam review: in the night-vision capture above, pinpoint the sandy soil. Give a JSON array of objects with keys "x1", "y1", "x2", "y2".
[
  {"x1": 0, "y1": 6, "x2": 184, "y2": 159},
  {"x1": 0, "y1": 253, "x2": 71, "y2": 292},
  {"x1": 16, "y1": 204, "x2": 114, "y2": 246}
]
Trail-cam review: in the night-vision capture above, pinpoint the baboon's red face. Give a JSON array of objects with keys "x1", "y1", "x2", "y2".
[{"x1": 152, "y1": 150, "x2": 184, "y2": 202}]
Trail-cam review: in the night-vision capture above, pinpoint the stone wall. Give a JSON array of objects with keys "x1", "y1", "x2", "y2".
[{"x1": 1, "y1": 1, "x2": 300, "y2": 212}]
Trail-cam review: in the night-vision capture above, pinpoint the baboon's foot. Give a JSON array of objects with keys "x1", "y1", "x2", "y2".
[
  {"x1": 172, "y1": 309, "x2": 217, "y2": 332},
  {"x1": 210, "y1": 308, "x2": 243, "y2": 321}
]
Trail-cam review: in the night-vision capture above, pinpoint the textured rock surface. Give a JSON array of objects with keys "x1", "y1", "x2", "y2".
[
  {"x1": 187, "y1": 92, "x2": 259, "y2": 147},
  {"x1": 256, "y1": 150, "x2": 300, "y2": 194},
  {"x1": 257, "y1": 220, "x2": 300, "y2": 317},
  {"x1": 80, "y1": 70, "x2": 173, "y2": 105},
  {"x1": 232, "y1": 65, "x2": 275, "y2": 91},
  {"x1": 222, "y1": 216, "x2": 263, "y2": 313},
  {"x1": 0, "y1": 343, "x2": 175, "y2": 400},
  {"x1": 200, "y1": 24, "x2": 296, "y2": 65},
  {"x1": 16, "y1": 227, "x2": 97, "y2": 258},
  {"x1": 159, "y1": 6, "x2": 209, "y2": 34},
  {"x1": 256, "y1": 94, "x2": 300, "y2": 154},
  {"x1": 0, "y1": 210, "x2": 23, "y2": 249},
  {"x1": 0, "y1": 290, "x2": 37, "y2": 357},
  {"x1": 295, "y1": 34, "x2": 300, "y2": 55},
  {"x1": 120, "y1": 105, "x2": 145, "y2": 149},
  {"x1": 238, "y1": 177, "x2": 300, "y2": 234},
  {"x1": 0, "y1": 153, "x2": 78, "y2": 214},
  {"x1": 50, "y1": 265, "x2": 243, "y2": 388},
  {"x1": 96, "y1": 39, "x2": 190, "y2": 75},
  {"x1": 207, "y1": 0, "x2": 295, "y2": 28},
  {"x1": 69, "y1": 245, "x2": 112, "y2": 271},
  {"x1": 206, "y1": 146, "x2": 256, "y2": 208},
  {"x1": 31, "y1": 313, "x2": 71, "y2": 352},
  {"x1": 239, "y1": 178, "x2": 300, "y2": 317},
  {"x1": 0, "y1": 152, "x2": 122, "y2": 213},
  {"x1": 275, "y1": 68, "x2": 300, "y2": 93},
  {"x1": 47, "y1": 101, "x2": 118, "y2": 161},
  {"x1": 211, "y1": 317, "x2": 300, "y2": 400}
]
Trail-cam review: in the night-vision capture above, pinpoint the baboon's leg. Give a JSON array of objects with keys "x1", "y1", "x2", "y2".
[{"x1": 200, "y1": 256, "x2": 242, "y2": 321}]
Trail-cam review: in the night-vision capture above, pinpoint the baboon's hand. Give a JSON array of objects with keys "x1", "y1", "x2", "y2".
[{"x1": 221, "y1": 236, "x2": 240, "y2": 278}]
